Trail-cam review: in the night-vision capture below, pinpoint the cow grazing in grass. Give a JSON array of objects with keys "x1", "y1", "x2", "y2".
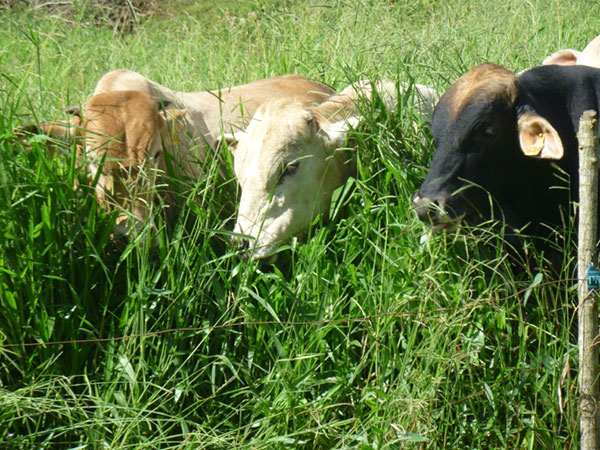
[
  {"x1": 413, "y1": 63, "x2": 600, "y2": 244},
  {"x1": 19, "y1": 71, "x2": 335, "y2": 238},
  {"x1": 542, "y1": 34, "x2": 600, "y2": 68},
  {"x1": 227, "y1": 80, "x2": 438, "y2": 260}
]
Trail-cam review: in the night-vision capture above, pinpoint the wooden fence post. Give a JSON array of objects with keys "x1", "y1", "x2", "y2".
[{"x1": 578, "y1": 109, "x2": 599, "y2": 450}]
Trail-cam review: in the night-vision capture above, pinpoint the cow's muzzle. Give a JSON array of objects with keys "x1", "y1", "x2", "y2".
[
  {"x1": 232, "y1": 236, "x2": 251, "y2": 259},
  {"x1": 231, "y1": 235, "x2": 279, "y2": 263},
  {"x1": 412, "y1": 191, "x2": 464, "y2": 230}
]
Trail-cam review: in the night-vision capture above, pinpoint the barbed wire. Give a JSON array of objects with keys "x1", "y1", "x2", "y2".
[{"x1": 0, "y1": 277, "x2": 579, "y2": 349}]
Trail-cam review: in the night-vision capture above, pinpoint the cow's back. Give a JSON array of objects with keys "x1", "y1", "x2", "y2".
[
  {"x1": 220, "y1": 75, "x2": 334, "y2": 107},
  {"x1": 185, "y1": 75, "x2": 335, "y2": 141}
]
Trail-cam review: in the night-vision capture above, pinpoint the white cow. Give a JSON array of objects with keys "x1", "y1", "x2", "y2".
[
  {"x1": 542, "y1": 34, "x2": 600, "y2": 68},
  {"x1": 228, "y1": 80, "x2": 439, "y2": 260},
  {"x1": 20, "y1": 71, "x2": 334, "y2": 238}
]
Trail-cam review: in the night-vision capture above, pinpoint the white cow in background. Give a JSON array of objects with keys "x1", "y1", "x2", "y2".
[
  {"x1": 542, "y1": 34, "x2": 600, "y2": 68},
  {"x1": 228, "y1": 80, "x2": 438, "y2": 260}
]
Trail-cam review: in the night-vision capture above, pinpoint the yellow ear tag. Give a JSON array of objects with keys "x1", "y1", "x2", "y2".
[
  {"x1": 523, "y1": 133, "x2": 545, "y2": 156},
  {"x1": 168, "y1": 120, "x2": 181, "y2": 147}
]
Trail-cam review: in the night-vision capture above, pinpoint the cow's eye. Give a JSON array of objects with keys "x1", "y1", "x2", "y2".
[
  {"x1": 277, "y1": 162, "x2": 299, "y2": 185},
  {"x1": 482, "y1": 126, "x2": 496, "y2": 139}
]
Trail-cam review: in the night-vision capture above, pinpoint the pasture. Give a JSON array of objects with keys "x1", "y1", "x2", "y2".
[{"x1": 0, "y1": 0, "x2": 598, "y2": 447}]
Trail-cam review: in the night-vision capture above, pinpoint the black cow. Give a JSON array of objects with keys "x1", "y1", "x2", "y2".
[{"x1": 413, "y1": 63, "x2": 600, "y2": 241}]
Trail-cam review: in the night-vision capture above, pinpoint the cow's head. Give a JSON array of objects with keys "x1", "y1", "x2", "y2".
[
  {"x1": 80, "y1": 90, "x2": 186, "y2": 238},
  {"x1": 228, "y1": 97, "x2": 357, "y2": 260},
  {"x1": 18, "y1": 90, "x2": 186, "y2": 239},
  {"x1": 413, "y1": 63, "x2": 564, "y2": 230}
]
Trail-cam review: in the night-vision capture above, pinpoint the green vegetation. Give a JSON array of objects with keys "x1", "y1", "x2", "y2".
[{"x1": 0, "y1": 0, "x2": 597, "y2": 447}]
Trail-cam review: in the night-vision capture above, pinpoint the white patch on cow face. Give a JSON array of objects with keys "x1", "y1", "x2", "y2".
[{"x1": 232, "y1": 100, "x2": 348, "y2": 259}]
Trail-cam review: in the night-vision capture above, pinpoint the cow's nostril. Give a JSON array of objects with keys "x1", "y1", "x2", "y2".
[
  {"x1": 414, "y1": 194, "x2": 447, "y2": 224},
  {"x1": 415, "y1": 202, "x2": 436, "y2": 223},
  {"x1": 426, "y1": 203, "x2": 442, "y2": 223},
  {"x1": 237, "y1": 239, "x2": 249, "y2": 251}
]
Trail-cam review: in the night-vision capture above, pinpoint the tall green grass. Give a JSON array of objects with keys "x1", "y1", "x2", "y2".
[{"x1": 0, "y1": 0, "x2": 596, "y2": 447}]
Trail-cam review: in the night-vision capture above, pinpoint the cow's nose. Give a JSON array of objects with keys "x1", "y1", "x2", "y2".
[
  {"x1": 237, "y1": 239, "x2": 249, "y2": 251},
  {"x1": 412, "y1": 192, "x2": 449, "y2": 225},
  {"x1": 232, "y1": 236, "x2": 250, "y2": 258},
  {"x1": 231, "y1": 236, "x2": 248, "y2": 250}
]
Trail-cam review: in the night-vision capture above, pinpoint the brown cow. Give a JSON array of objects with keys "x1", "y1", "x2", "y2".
[{"x1": 76, "y1": 90, "x2": 184, "y2": 237}]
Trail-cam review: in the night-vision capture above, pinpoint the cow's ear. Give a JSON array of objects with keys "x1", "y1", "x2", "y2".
[
  {"x1": 215, "y1": 130, "x2": 245, "y2": 155},
  {"x1": 159, "y1": 108, "x2": 186, "y2": 133},
  {"x1": 40, "y1": 120, "x2": 79, "y2": 139},
  {"x1": 65, "y1": 104, "x2": 82, "y2": 118},
  {"x1": 542, "y1": 49, "x2": 581, "y2": 66},
  {"x1": 518, "y1": 111, "x2": 564, "y2": 160},
  {"x1": 319, "y1": 116, "x2": 360, "y2": 148},
  {"x1": 161, "y1": 108, "x2": 187, "y2": 122},
  {"x1": 157, "y1": 108, "x2": 186, "y2": 147},
  {"x1": 14, "y1": 115, "x2": 82, "y2": 144}
]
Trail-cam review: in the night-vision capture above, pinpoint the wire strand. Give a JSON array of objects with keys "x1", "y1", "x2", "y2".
[{"x1": 0, "y1": 277, "x2": 579, "y2": 349}]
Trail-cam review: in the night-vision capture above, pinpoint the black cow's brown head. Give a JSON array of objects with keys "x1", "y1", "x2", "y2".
[{"x1": 413, "y1": 63, "x2": 566, "y2": 232}]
